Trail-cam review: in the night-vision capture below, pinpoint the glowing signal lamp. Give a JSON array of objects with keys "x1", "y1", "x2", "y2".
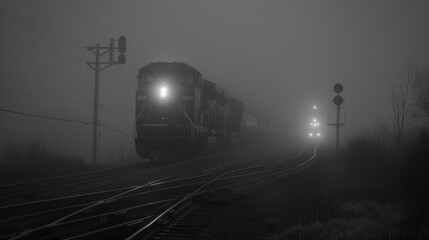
[
  {"x1": 309, "y1": 133, "x2": 313, "y2": 137},
  {"x1": 313, "y1": 106, "x2": 317, "y2": 110},
  {"x1": 317, "y1": 133, "x2": 321, "y2": 137},
  {"x1": 313, "y1": 118, "x2": 317, "y2": 122},
  {"x1": 160, "y1": 86, "x2": 167, "y2": 98}
]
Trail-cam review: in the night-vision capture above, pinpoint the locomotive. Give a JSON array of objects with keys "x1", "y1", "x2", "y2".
[{"x1": 134, "y1": 62, "x2": 262, "y2": 160}]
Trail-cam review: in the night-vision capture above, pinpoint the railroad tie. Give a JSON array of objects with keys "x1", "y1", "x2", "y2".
[{"x1": 150, "y1": 202, "x2": 224, "y2": 240}]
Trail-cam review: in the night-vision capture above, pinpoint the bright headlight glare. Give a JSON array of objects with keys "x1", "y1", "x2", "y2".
[{"x1": 160, "y1": 86, "x2": 167, "y2": 98}]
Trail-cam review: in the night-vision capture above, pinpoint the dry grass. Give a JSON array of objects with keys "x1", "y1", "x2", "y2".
[
  {"x1": 277, "y1": 201, "x2": 420, "y2": 240},
  {"x1": 241, "y1": 135, "x2": 429, "y2": 239},
  {"x1": 0, "y1": 140, "x2": 99, "y2": 184}
]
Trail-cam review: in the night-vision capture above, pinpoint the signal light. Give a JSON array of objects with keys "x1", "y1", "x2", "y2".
[
  {"x1": 333, "y1": 95, "x2": 344, "y2": 106},
  {"x1": 118, "y1": 36, "x2": 126, "y2": 53},
  {"x1": 334, "y1": 83, "x2": 343, "y2": 94},
  {"x1": 117, "y1": 54, "x2": 126, "y2": 64}
]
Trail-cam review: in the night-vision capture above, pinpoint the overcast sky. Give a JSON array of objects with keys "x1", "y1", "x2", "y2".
[{"x1": 1, "y1": 1, "x2": 429, "y2": 161}]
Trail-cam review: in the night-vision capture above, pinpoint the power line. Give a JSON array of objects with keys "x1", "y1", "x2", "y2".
[
  {"x1": 0, "y1": 33, "x2": 84, "y2": 64},
  {"x1": 0, "y1": 107, "x2": 91, "y2": 124},
  {"x1": 0, "y1": 8, "x2": 87, "y2": 49},
  {"x1": 100, "y1": 107, "x2": 133, "y2": 129},
  {"x1": 0, "y1": 107, "x2": 135, "y2": 137},
  {"x1": 0, "y1": 87, "x2": 90, "y2": 107},
  {"x1": 0, "y1": 27, "x2": 87, "y2": 61},
  {"x1": 100, "y1": 117, "x2": 133, "y2": 132},
  {"x1": 0, "y1": 49, "x2": 88, "y2": 77},
  {"x1": 0, "y1": 73, "x2": 91, "y2": 100},
  {"x1": 99, "y1": 122, "x2": 134, "y2": 138}
]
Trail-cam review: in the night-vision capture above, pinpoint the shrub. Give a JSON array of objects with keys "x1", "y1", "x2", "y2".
[{"x1": 0, "y1": 140, "x2": 97, "y2": 183}]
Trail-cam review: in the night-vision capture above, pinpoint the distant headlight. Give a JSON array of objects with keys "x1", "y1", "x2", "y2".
[
  {"x1": 309, "y1": 133, "x2": 313, "y2": 137},
  {"x1": 160, "y1": 86, "x2": 167, "y2": 98}
]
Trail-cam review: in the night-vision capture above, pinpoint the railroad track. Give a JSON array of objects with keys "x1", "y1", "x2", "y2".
[
  {"x1": 127, "y1": 146, "x2": 317, "y2": 240},
  {"x1": 0, "y1": 148, "x2": 248, "y2": 206},
  {"x1": 0, "y1": 145, "x2": 317, "y2": 240},
  {"x1": 0, "y1": 163, "x2": 150, "y2": 205}
]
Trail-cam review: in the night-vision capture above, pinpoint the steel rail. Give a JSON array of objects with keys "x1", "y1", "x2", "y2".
[
  {"x1": 125, "y1": 146, "x2": 315, "y2": 240},
  {"x1": 8, "y1": 199, "x2": 177, "y2": 240},
  {"x1": 6, "y1": 146, "x2": 308, "y2": 240},
  {"x1": 0, "y1": 186, "x2": 137, "y2": 220},
  {"x1": 8, "y1": 172, "x2": 195, "y2": 239},
  {"x1": 8, "y1": 162, "x2": 235, "y2": 239},
  {"x1": 37, "y1": 147, "x2": 308, "y2": 240},
  {"x1": 0, "y1": 149, "x2": 240, "y2": 201},
  {"x1": 0, "y1": 163, "x2": 146, "y2": 192}
]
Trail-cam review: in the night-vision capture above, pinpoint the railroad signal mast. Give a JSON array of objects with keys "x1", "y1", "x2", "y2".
[
  {"x1": 87, "y1": 36, "x2": 127, "y2": 164},
  {"x1": 328, "y1": 83, "x2": 345, "y2": 155}
]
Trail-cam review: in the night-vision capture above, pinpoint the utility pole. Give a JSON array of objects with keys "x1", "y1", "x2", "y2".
[
  {"x1": 328, "y1": 83, "x2": 345, "y2": 155},
  {"x1": 87, "y1": 36, "x2": 127, "y2": 164}
]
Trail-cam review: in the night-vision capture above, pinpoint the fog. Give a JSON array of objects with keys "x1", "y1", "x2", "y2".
[{"x1": 1, "y1": 0, "x2": 429, "y2": 162}]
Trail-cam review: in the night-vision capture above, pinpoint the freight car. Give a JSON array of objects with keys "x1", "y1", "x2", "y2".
[{"x1": 134, "y1": 62, "x2": 264, "y2": 161}]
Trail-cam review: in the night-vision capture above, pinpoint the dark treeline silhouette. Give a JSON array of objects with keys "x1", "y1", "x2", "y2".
[
  {"x1": 0, "y1": 140, "x2": 98, "y2": 184},
  {"x1": 407, "y1": 128, "x2": 429, "y2": 222},
  {"x1": 239, "y1": 65, "x2": 429, "y2": 238}
]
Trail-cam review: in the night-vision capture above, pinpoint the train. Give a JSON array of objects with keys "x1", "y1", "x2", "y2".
[{"x1": 134, "y1": 62, "x2": 269, "y2": 161}]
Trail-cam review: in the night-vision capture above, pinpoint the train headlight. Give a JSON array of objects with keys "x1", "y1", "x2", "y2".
[{"x1": 160, "y1": 86, "x2": 168, "y2": 98}]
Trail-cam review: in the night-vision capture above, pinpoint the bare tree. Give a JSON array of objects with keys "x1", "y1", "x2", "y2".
[
  {"x1": 373, "y1": 121, "x2": 389, "y2": 146},
  {"x1": 382, "y1": 63, "x2": 415, "y2": 159},
  {"x1": 414, "y1": 68, "x2": 429, "y2": 120}
]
